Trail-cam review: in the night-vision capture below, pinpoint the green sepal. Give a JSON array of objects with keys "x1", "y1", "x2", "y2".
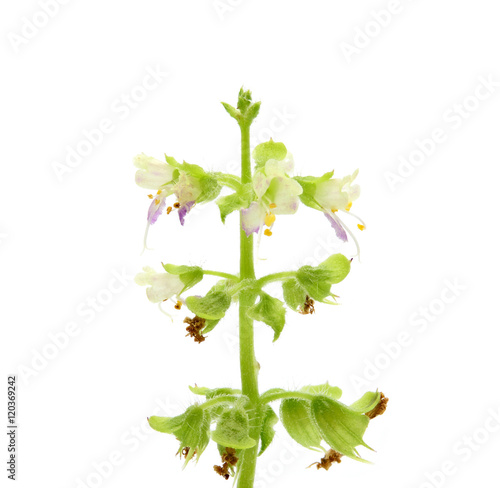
[
  {"x1": 280, "y1": 399, "x2": 323, "y2": 452},
  {"x1": 221, "y1": 102, "x2": 240, "y2": 121},
  {"x1": 259, "y1": 406, "x2": 279, "y2": 456},
  {"x1": 149, "y1": 405, "x2": 211, "y2": 466},
  {"x1": 300, "y1": 383, "x2": 342, "y2": 400},
  {"x1": 248, "y1": 292, "x2": 286, "y2": 341},
  {"x1": 311, "y1": 396, "x2": 372, "y2": 462},
  {"x1": 216, "y1": 183, "x2": 255, "y2": 223},
  {"x1": 252, "y1": 139, "x2": 287, "y2": 167},
  {"x1": 296, "y1": 253, "x2": 351, "y2": 303},
  {"x1": 162, "y1": 264, "x2": 203, "y2": 293},
  {"x1": 186, "y1": 281, "x2": 232, "y2": 320},
  {"x1": 202, "y1": 318, "x2": 220, "y2": 334},
  {"x1": 163, "y1": 157, "x2": 222, "y2": 203},
  {"x1": 294, "y1": 171, "x2": 334, "y2": 210},
  {"x1": 349, "y1": 391, "x2": 381, "y2": 414},
  {"x1": 282, "y1": 278, "x2": 308, "y2": 312},
  {"x1": 211, "y1": 407, "x2": 257, "y2": 450}
]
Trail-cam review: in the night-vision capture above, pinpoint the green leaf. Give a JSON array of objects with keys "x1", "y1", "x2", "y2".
[
  {"x1": 349, "y1": 391, "x2": 381, "y2": 414},
  {"x1": 211, "y1": 407, "x2": 257, "y2": 450},
  {"x1": 162, "y1": 264, "x2": 203, "y2": 293},
  {"x1": 294, "y1": 171, "x2": 334, "y2": 211},
  {"x1": 311, "y1": 396, "x2": 372, "y2": 462},
  {"x1": 280, "y1": 399, "x2": 323, "y2": 451},
  {"x1": 237, "y1": 87, "x2": 253, "y2": 113},
  {"x1": 259, "y1": 406, "x2": 278, "y2": 456},
  {"x1": 186, "y1": 282, "x2": 232, "y2": 320},
  {"x1": 300, "y1": 383, "x2": 342, "y2": 400},
  {"x1": 149, "y1": 405, "x2": 211, "y2": 465},
  {"x1": 248, "y1": 292, "x2": 286, "y2": 341},
  {"x1": 282, "y1": 279, "x2": 308, "y2": 312},
  {"x1": 148, "y1": 414, "x2": 185, "y2": 434},
  {"x1": 216, "y1": 183, "x2": 255, "y2": 223},
  {"x1": 252, "y1": 139, "x2": 287, "y2": 166}
]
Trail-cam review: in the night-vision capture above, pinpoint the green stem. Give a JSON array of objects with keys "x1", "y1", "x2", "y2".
[
  {"x1": 199, "y1": 394, "x2": 245, "y2": 410},
  {"x1": 203, "y1": 270, "x2": 239, "y2": 281},
  {"x1": 237, "y1": 121, "x2": 260, "y2": 488},
  {"x1": 260, "y1": 390, "x2": 316, "y2": 405},
  {"x1": 256, "y1": 271, "x2": 297, "y2": 288}
]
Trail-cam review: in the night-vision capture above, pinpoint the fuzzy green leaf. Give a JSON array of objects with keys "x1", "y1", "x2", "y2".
[
  {"x1": 252, "y1": 140, "x2": 287, "y2": 166},
  {"x1": 186, "y1": 282, "x2": 232, "y2": 320},
  {"x1": 280, "y1": 399, "x2": 323, "y2": 451},
  {"x1": 216, "y1": 183, "x2": 255, "y2": 223},
  {"x1": 211, "y1": 408, "x2": 257, "y2": 450},
  {"x1": 282, "y1": 279, "x2": 308, "y2": 312},
  {"x1": 311, "y1": 396, "x2": 372, "y2": 462},
  {"x1": 259, "y1": 406, "x2": 279, "y2": 456},
  {"x1": 248, "y1": 292, "x2": 286, "y2": 341}
]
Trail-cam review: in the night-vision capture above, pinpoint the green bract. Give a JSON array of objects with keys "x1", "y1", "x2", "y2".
[
  {"x1": 186, "y1": 281, "x2": 232, "y2": 320},
  {"x1": 252, "y1": 139, "x2": 288, "y2": 168},
  {"x1": 247, "y1": 292, "x2": 286, "y2": 341},
  {"x1": 211, "y1": 407, "x2": 257, "y2": 450},
  {"x1": 258, "y1": 406, "x2": 278, "y2": 456},
  {"x1": 280, "y1": 398, "x2": 323, "y2": 451}
]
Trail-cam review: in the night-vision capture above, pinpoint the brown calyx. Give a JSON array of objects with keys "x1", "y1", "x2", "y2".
[
  {"x1": 308, "y1": 449, "x2": 343, "y2": 470},
  {"x1": 366, "y1": 392, "x2": 389, "y2": 420},
  {"x1": 214, "y1": 448, "x2": 238, "y2": 480},
  {"x1": 184, "y1": 316, "x2": 206, "y2": 343},
  {"x1": 299, "y1": 295, "x2": 315, "y2": 315}
]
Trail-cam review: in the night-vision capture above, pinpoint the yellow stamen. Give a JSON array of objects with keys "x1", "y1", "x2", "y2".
[
  {"x1": 154, "y1": 199, "x2": 160, "y2": 205},
  {"x1": 166, "y1": 206, "x2": 173, "y2": 215},
  {"x1": 331, "y1": 208, "x2": 338, "y2": 213},
  {"x1": 157, "y1": 190, "x2": 162, "y2": 195},
  {"x1": 264, "y1": 213, "x2": 276, "y2": 227},
  {"x1": 358, "y1": 224, "x2": 365, "y2": 231},
  {"x1": 148, "y1": 194, "x2": 153, "y2": 199},
  {"x1": 269, "y1": 203, "x2": 277, "y2": 209},
  {"x1": 264, "y1": 229, "x2": 273, "y2": 237},
  {"x1": 173, "y1": 202, "x2": 180, "y2": 209},
  {"x1": 345, "y1": 202, "x2": 352, "y2": 211},
  {"x1": 174, "y1": 301, "x2": 182, "y2": 310}
]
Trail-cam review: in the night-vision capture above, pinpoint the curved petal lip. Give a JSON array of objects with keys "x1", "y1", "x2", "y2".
[{"x1": 324, "y1": 212, "x2": 348, "y2": 242}]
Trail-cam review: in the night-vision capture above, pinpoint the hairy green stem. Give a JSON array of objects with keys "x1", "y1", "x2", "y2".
[
  {"x1": 260, "y1": 390, "x2": 316, "y2": 404},
  {"x1": 203, "y1": 270, "x2": 240, "y2": 281},
  {"x1": 256, "y1": 271, "x2": 297, "y2": 288},
  {"x1": 237, "y1": 121, "x2": 260, "y2": 488}
]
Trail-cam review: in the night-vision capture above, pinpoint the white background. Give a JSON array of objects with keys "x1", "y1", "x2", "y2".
[{"x1": 2, "y1": 1, "x2": 500, "y2": 487}]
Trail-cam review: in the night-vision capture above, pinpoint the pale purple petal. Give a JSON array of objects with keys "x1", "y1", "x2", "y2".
[
  {"x1": 147, "y1": 197, "x2": 166, "y2": 224},
  {"x1": 241, "y1": 202, "x2": 265, "y2": 236},
  {"x1": 178, "y1": 201, "x2": 195, "y2": 225},
  {"x1": 324, "y1": 212, "x2": 348, "y2": 242}
]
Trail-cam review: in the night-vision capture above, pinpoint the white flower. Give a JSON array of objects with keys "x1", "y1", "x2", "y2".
[
  {"x1": 134, "y1": 153, "x2": 176, "y2": 189},
  {"x1": 135, "y1": 267, "x2": 184, "y2": 303}
]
